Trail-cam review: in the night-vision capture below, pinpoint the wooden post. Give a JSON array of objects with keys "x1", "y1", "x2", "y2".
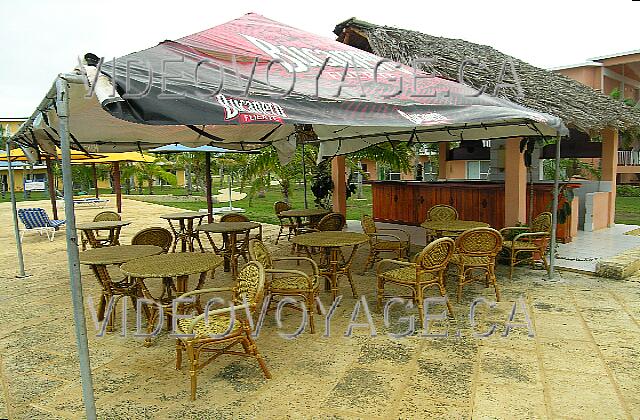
[
  {"x1": 45, "y1": 156, "x2": 59, "y2": 220},
  {"x1": 601, "y1": 128, "x2": 619, "y2": 227},
  {"x1": 205, "y1": 151, "x2": 213, "y2": 223},
  {"x1": 504, "y1": 138, "x2": 527, "y2": 226},
  {"x1": 92, "y1": 163, "x2": 99, "y2": 198},
  {"x1": 112, "y1": 162, "x2": 122, "y2": 213},
  {"x1": 438, "y1": 142, "x2": 449, "y2": 179},
  {"x1": 331, "y1": 155, "x2": 347, "y2": 216}
]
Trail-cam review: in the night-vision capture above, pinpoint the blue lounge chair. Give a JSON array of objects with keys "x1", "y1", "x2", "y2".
[{"x1": 17, "y1": 208, "x2": 66, "y2": 241}]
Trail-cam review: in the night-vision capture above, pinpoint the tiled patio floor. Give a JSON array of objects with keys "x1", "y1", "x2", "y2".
[{"x1": 1, "y1": 199, "x2": 639, "y2": 419}]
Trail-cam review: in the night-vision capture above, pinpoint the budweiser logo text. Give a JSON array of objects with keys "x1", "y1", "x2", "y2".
[{"x1": 216, "y1": 94, "x2": 288, "y2": 122}]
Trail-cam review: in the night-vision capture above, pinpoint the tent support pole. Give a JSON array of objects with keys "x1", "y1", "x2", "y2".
[
  {"x1": 56, "y1": 77, "x2": 97, "y2": 420},
  {"x1": 548, "y1": 135, "x2": 562, "y2": 279},
  {"x1": 205, "y1": 151, "x2": 213, "y2": 222},
  {"x1": 6, "y1": 129, "x2": 27, "y2": 278},
  {"x1": 46, "y1": 156, "x2": 59, "y2": 220},
  {"x1": 92, "y1": 163, "x2": 99, "y2": 198},
  {"x1": 228, "y1": 170, "x2": 233, "y2": 211},
  {"x1": 113, "y1": 162, "x2": 122, "y2": 213},
  {"x1": 301, "y1": 140, "x2": 308, "y2": 209}
]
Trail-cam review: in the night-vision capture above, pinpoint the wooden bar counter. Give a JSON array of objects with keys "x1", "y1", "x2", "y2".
[{"x1": 369, "y1": 180, "x2": 577, "y2": 243}]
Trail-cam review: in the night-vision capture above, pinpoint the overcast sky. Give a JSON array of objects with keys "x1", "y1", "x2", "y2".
[{"x1": 2, "y1": 0, "x2": 639, "y2": 117}]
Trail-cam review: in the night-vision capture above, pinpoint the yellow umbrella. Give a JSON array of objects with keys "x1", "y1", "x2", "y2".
[
  {"x1": 0, "y1": 148, "x2": 105, "y2": 220},
  {"x1": 0, "y1": 147, "x2": 104, "y2": 162},
  {"x1": 70, "y1": 152, "x2": 157, "y2": 213}
]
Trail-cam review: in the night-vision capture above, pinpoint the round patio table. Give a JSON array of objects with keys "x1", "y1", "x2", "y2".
[
  {"x1": 79, "y1": 244, "x2": 163, "y2": 330},
  {"x1": 77, "y1": 220, "x2": 131, "y2": 249},
  {"x1": 292, "y1": 231, "x2": 369, "y2": 300},
  {"x1": 420, "y1": 220, "x2": 489, "y2": 241},
  {"x1": 120, "y1": 252, "x2": 224, "y2": 344},
  {"x1": 196, "y1": 221, "x2": 261, "y2": 279},
  {"x1": 279, "y1": 208, "x2": 330, "y2": 230},
  {"x1": 160, "y1": 212, "x2": 206, "y2": 253}
]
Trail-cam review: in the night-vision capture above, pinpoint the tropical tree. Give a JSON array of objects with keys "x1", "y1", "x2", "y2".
[{"x1": 133, "y1": 160, "x2": 177, "y2": 194}]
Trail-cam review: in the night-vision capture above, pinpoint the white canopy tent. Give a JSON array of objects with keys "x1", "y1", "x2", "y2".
[{"x1": 9, "y1": 14, "x2": 568, "y2": 419}]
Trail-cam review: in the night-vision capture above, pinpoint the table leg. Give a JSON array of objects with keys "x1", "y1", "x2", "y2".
[
  {"x1": 167, "y1": 220, "x2": 180, "y2": 253},
  {"x1": 328, "y1": 248, "x2": 339, "y2": 301},
  {"x1": 179, "y1": 220, "x2": 187, "y2": 252},
  {"x1": 230, "y1": 233, "x2": 238, "y2": 280},
  {"x1": 112, "y1": 227, "x2": 122, "y2": 246}
]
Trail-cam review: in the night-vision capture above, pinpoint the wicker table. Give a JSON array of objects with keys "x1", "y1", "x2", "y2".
[
  {"x1": 120, "y1": 252, "x2": 224, "y2": 344},
  {"x1": 77, "y1": 220, "x2": 131, "y2": 249},
  {"x1": 160, "y1": 212, "x2": 206, "y2": 252},
  {"x1": 79, "y1": 244, "x2": 163, "y2": 330},
  {"x1": 196, "y1": 221, "x2": 261, "y2": 279},
  {"x1": 420, "y1": 220, "x2": 489, "y2": 241},
  {"x1": 292, "y1": 231, "x2": 369, "y2": 300},
  {"x1": 279, "y1": 208, "x2": 330, "y2": 230}
]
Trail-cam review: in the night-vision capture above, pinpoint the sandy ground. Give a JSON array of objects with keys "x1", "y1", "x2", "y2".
[{"x1": 1, "y1": 198, "x2": 640, "y2": 419}]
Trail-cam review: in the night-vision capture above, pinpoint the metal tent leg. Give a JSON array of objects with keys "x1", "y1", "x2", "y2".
[{"x1": 56, "y1": 76, "x2": 97, "y2": 420}]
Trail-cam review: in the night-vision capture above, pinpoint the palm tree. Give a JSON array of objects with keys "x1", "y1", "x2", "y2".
[{"x1": 134, "y1": 160, "x2": 177, "y2": 194}]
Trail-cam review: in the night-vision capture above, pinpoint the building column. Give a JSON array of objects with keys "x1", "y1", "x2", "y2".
[
  {"x1": 504, "y1": 138, "x2": 527, "y2": 226},
  {"x1": 331, "y1": 156, "x2": 347, "y2": 216},
  {"x1": 438, "y1": 142, "x2": 448, "y2": 180},
  {"x1": 601, "y1": 128, "x2": 619, "y2": 227}
]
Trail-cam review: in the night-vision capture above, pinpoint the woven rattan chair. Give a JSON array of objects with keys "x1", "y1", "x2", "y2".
[
  {"x1": 297, "y1": 212, "x2": 346, "y2": 257},
  {"x1": 175, "y1": 261, "x2": 270, "y2": 400},
  {"x1": 361, "y1": 215, "x2": 411, "y2": 270},
  {"x1": 248, "y1": 239, "x2": 320, "y2": 333},
  {"x1": 81, "y1": 211, "x2": 121, "y2": 250},
  {"x1": 450, "y1": 227, "x2": 503, "y2": 302},
  {"x1": 274, "y1": 201, "x2": 296, "y2": 244},
  {"x1": 424, "y1": 204, "x2": 459, "y2": 243},
  {"x1": 376, "y1": 237, "x2": 455, "y2": 322},
  {"x1": 131, "y1": 227, "x2": 173, "y2": 253},
  {"x1": 220, "y1": 213, "x2": 262, "y2": 262},
  {"x1": 500, "y1": 212, "x2": 552, "y2": 279}
]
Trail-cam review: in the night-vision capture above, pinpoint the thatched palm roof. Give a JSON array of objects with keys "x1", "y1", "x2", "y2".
[{"x1": 334, "y1": 18, "x2": 640, "y2": 134}]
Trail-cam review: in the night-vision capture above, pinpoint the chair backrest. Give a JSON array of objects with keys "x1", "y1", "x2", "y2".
[
  {"x1": 427, "y1": 204, "x2": 458, "y2": 222},
  {"x1": 221, "y1": 213, "x2": 249, "y2": 223},
  {"x1": 248, "y1": 239, "x2": 273, "y2": 269},
  {"x1": 233, "y1": 261, "x2": 266, "y2": 311},
  {"x1": 360, "y1": 215, "x2": 377, "y2": 235},
  {"x1": 317, "y1": 213, "x2": 346, "y2": 231},
  {"x1": 415, "y1": 237, "x2": 455, "y2": 272},
  {"x1": 93, "y1": 211, "x2": 121, "y2": 222},
  {"x1": 131, "y1": 227, "x2": 173, "y2": 253},
  {"x1": 455, "y1": 227, "x2": 503, "y2": 257},
  {"x1": 274, "y1": 201, "x2": 291, "y2": 216},
  {"x1": 531, "y1": 212, "x2": 552, "y2": 233},
  {"x1": 17, "y1": 208, "x2": 51, "y2": 229}
]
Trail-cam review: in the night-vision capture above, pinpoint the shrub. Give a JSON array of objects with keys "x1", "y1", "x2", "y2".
[{"x1": 617, "y1": 185, "x2": 640, "y2": 197}]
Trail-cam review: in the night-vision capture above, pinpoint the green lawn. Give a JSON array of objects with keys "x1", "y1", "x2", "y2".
[
  {"x1": 131, "y1": 185, "x2": 373, "y2": 224},
  {"x1": 614, "y1": 196, "x2": 640, "y2": 225}
]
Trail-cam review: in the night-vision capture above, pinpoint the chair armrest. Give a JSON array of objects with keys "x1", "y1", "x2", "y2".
[
  {"x1": 369, "y1": 232, "x2": 403, "y2": 243},
  {"x1": 500, "y1": 226, "x2": 530, "y2": 235},
  {"x1": 376, "y1": 258, "x2": 415, "y2": 276},
  {"x1": 178, "y1": 287, "x2": 233, "y2": 300},
  {"x1": 273, "y1": 256, "x2": 320, "y2": 275},
  {"x1": 184, "y1": 303, "x2": 249, "y2": 333},
  {"x1": 377, "y1": 228, "x2": 411, "y2": 242},
  {"x1": 513, "y1": 232, "x2": 549, "y2": 243}
]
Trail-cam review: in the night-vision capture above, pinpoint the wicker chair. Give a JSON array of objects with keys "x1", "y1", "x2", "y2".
[
  {"x1": 220, "y1": 213, "x2": 262, "y2": 262},
  {"x1": 297, "y1": 212, "x2": 346, "y2": 257},
  {"x1": 361, "y1": 215, "x2": 411, "y2": 271},
  {"x1": 175, "y1": 261, "x2": 271, "y2": 400},
  {"x1": 81, "y1": 211, "x2": 122, "y2": 250},
  {"x1": 500, "y1": 212, "x2": 552, "y2": 279},
  {"x1": 450, "y1": 227, "x2": 503, "y2": 302},
  {"x1": 274, "y1": 201, "x2": 296, "y2": 244},
  {"x1": 248, "y1": 239, "x2": 320, "y2": 333},
  {"x1": 131, "y1": 227, "x2": 173, "y2": 253},
  {"x1": 424, "y1": 204, "x2": 459, "y2": 243},
  {"x1": 376, "y1": 237, "x2": 455, "y2": 323}
]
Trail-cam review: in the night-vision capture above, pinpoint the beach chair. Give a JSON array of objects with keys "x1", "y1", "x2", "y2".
[{"x1": 17, "y1": 208, "x2": 66, "y2": 241}]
